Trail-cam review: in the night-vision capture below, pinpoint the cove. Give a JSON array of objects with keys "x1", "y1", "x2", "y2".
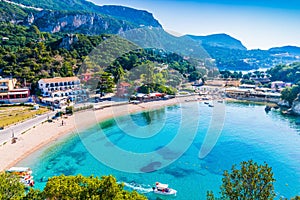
[{"x1": 18, "y1": 102, "x2": 300, "y2": 199}]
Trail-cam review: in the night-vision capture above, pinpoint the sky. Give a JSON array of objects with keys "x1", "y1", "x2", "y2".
[{"x1": 90, "y1": 0, "x2": 300, "y2": 50}]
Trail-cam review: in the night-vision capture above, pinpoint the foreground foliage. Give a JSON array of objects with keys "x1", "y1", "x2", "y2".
[
  {"x1": 0, "y1": 172, "x2": 25, "y2": 200},
  {"x1": 0, "y1": 173, "x2": 146, "y2": 200},
  {"x1": 207, "y1": 160, "x2": 276, "y2": 200}
]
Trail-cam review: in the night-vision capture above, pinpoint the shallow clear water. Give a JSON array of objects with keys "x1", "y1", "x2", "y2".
[{"x1": 18, "y1": 102, "x2": 300, "y2": 199}]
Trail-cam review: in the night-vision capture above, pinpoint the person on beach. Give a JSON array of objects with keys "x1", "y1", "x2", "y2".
[{"x1": 62, "y1": 120, "x2": 64, "y2": 126}]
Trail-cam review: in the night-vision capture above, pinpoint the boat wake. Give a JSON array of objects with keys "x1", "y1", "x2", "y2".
[{"x1": 119, "y1": 181, "x2": 153, "y2": 194}]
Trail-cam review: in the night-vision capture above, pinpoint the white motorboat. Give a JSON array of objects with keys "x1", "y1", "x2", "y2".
[{"x1": 152, "y1": 182, "x2": 177, "y2": 196}]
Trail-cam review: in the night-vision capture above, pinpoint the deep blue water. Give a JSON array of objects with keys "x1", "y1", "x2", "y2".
[{"x1": 18, "y1": 102, "x2": 300, "y2": 199}]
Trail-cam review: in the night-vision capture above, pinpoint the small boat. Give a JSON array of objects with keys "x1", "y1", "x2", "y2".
[
  {"x1": 204, "y1": 102, "x2": 209, "y2": 104},
  {"x1": 6, "y1": 167, "x2": 35, "y2": 188},
  {"x1": 152, "y1": 182, "x2": 177, "y2": 196},
  {"x1": 208, "y1": 104, "x2": 214, "y2": 107}
]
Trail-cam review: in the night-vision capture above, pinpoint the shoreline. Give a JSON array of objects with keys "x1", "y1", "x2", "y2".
[{"x1": 0, "y1": 95, "x2": 202, "y2": 171}]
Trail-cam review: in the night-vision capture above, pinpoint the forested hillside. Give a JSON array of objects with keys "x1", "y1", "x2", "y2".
[
  {"x1": 267, "y1": 62, "x2": 300, "y2": 106},
  {"x1": 0, "y1": 22, "x2": 132, "y2": 90},
  {"x1": 0, "y1": 22, "x2": 211, "y2": 94},
  {"x1": 188, "y1": 34, "x2": 300, "y2": 70},
  {"x1": 269, "y1": 46, "x2": 300, "y2": 55},
  {"x1": 267, "y1": 62, "x2": 300, "y2": 83},
  {"x1": 0, "y1": 0, "x2": 37, "y2": 22},
  {"x1": 2, "y1": 0, "x2": 300, "y2": 72},
  {"x1": 187, "y1": 33, "x2": 247, "y2": 50},
  {"x1": 120, "y1": 27, "x2": 210, "y2": 62}
]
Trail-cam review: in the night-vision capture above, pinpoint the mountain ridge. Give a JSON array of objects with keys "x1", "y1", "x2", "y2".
[
  {"x1": 1, "y1": 0, "x2": 300, "y2": 71},
  {"x1": 9, "y1": 0, "x2": 162, "y2": 28},
  {"x1": 119, "y1": 27, "x2": 210, "y2": 60},
  {"x1": 269, "y1": 45, "x2": 300, "y2": 55},
  {"x1": 187, "y1": 33, "x2": 247, "y2": 50}
]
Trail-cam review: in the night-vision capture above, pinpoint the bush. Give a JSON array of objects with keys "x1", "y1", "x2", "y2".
[{"x1": 65, "y1": 106, "x2": 74, "y2": 115}]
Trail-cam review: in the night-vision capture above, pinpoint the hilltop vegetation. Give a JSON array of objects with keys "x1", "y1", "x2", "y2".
[
  {"x1": 187, "y1": 33, "x2": 247, "y2": 50},
  {"x1": 267, "y1": 62, "x2": 300, "y2": 83},
  {"x1": 0, "y1": 22, "x2": 105, "y2": 89},
  {"x1": 120, "y1": 27, "x2": 210, "y2": 61},
  {"x1": 269, "y1": 46, "x2": 300, "y2": 55},
  {"x1": 0, "y1": 1, "x2": 36, "y2": 22},
  {"x1": 0, "y1": 22, "x2": 140, "y2": 89},
  {"x1": 2, "y1": 0, "x2": 300, "y2": 72},
  {"x1": 0, "y1": 22, "x2": 212, "y2": 94},
  {"x1": 187, "y1": 34, "x2": 300, "y2": 71}
]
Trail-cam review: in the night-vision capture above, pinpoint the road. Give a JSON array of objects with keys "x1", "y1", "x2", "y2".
[
  {"x1": 0, "y1": 98, "x2": 127, "y2": 146},
  {"x1": 0, "y1": 111, "x2": 56, "y2": 146}
]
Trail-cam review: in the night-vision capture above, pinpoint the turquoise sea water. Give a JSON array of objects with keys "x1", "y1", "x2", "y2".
[{"x1": 18, "y1": 102, "x2": 300, "y2": 199}]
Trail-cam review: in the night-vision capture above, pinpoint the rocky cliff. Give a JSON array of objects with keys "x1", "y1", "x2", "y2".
[
  {"x1": 1, "y1": 0, "x2": 161, "y2": 35},
  {"x1": 95, "y1": 5, "x2": 162, "y2": 28},
  {"x1": 292, "y1": 96, "x2": 300, "y2": 115},
  {"x1": 26, "y1": 10, "x2": 135, "y2": 34},
  {"x1": 6, "y1": 0, "x2": 162, "y2": 28}
]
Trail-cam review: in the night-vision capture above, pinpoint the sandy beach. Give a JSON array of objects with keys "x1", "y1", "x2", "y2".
[{"x1": 0, "y1": 95, "x2": 202, "y2": 171}]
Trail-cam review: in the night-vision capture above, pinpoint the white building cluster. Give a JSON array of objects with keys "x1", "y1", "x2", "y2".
[{"x1": 38, "y1": 77, "x2": 87, "y2": 107}]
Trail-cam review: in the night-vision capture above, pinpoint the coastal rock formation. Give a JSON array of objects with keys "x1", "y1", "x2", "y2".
[
  {"x1": 278, "y1": 100, "x2": 290, "y2": 107},
  {"x1": 292, "y1": 96, "x2": 300, "y2": 115}
]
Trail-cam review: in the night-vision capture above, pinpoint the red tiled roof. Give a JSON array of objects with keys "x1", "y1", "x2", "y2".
[
  {"x1": 39, "y1": 77, "x2": 79, "y2": 83},
  {"x1": 119, "y1": 82, "x2": 131, "y2": 87}
]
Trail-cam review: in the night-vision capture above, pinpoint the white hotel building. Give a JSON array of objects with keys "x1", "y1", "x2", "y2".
[{"x1": 38, "y1": 77, "x2": 87, "y2": 105}]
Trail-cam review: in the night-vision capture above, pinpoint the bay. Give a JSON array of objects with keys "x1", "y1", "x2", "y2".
[{"x1": 18, "y1": 102, "x2": 300, "y2": 199}]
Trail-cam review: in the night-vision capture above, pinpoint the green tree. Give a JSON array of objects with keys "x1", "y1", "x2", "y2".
[
  {"x1": 23, "y1": 188, "x2": 45, "y2": 200},
  {"x1": 140, "y1": 61, "x2": 155, "y2": 85},
  {"x1": 281, "y1": 85, "x2": 300, "y2": 106},
  {"x1": 0, "y1": 172, "x2": 25, "y2": 200},
  {"x1": 61, "y1": 61, "x2": 74, "y2": 77},
  {"x1": 267, "y1": 63, "x2": 300, "y2": 83},
  {"x1": 189, "y1": 71, "x2": 202, "y2": 82},
  {"x1": 207, "y1": 160, "x2": 276, "y2": 200},
  {"x1": 95, "y1": 72, "x2": 115, "y2": 97},
  {"x1": 41, "y1": 174, "x2": 146, "y2": 200}
]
